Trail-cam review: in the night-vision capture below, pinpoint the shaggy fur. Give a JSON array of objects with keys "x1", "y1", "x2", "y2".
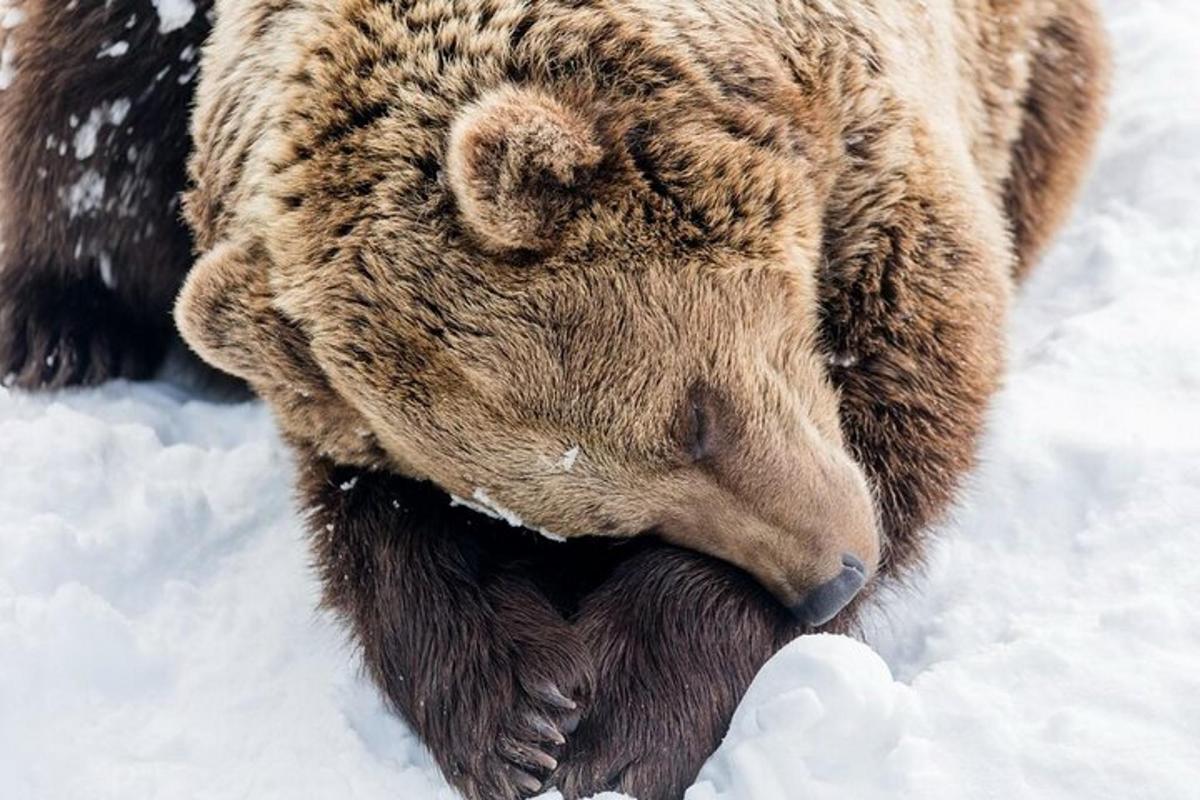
[
  {"x1": 0, "y1": 1, "x2": 1110, "y2": 798},
  {"x1": 0, "y1": 0, "x2": 213, "y2": 386},
  {"x1": 178, "y1": 0, "x2": 886, "y2": 606}
]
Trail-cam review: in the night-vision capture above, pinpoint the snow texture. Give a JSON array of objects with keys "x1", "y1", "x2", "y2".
[
  {"x1": 152, "y1": 0, "x2": 196, "y2": 34},
  {"x1": 72, "y1": 100, "x2": 132, "y2": 160},
  {"x1": 0, "y1": 2, "x2": 25, "y2": 90},
  {"x1": 1, "y1": 1, "x2": 1198, "y2": 798},
  {"x1": 452, "y1": 488, "x2": 569, "y2": 543}
]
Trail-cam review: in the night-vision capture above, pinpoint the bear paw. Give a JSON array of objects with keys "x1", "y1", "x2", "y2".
[
  {"x1": 0, "y1": 271, "x2": 165, "y2": 390},
  {"x1": 549, "y1": 655, "x2": 704, "y2": 800},
  {"x1": 549, "y1": 547, "x2": 787, "y2": 800},
  {"x1": 447, "y1": 574, "x2": 596, "y2": 800},
  {"x1": 491, "y1": 676, "x2": 584, "y2": 797}
]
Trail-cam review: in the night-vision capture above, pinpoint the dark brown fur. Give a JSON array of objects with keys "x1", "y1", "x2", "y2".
[
  {"x1": 301, "y1": 448, "x2": 799, "y2": 799},
  {"x1": 0, "y1": 1, "x2": 1109, "y2": 799},
  {"x1": 0, "y1": 0, "x2": 213, "y2": 387}
]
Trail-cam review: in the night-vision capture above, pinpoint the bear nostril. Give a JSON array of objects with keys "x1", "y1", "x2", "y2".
[{"x1": 790, "y1": 553, "x2": 868, "y2": 627}]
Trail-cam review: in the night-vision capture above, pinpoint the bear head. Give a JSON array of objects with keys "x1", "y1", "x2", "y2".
[{"x1": 176, "y1": 77, "x2": 879, "y2": 623}]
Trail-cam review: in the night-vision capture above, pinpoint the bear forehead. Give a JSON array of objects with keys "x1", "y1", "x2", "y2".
[{"x1": 256, "y1": 0, "x2": 822, "y2": 276}]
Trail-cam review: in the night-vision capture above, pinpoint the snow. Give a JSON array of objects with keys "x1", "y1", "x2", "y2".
[
  {"x1": 98, "y1": 252, "x2": 116, "y2": 289},
  {"x1": 98, "y1": 41, "x2": 131, "y2": 59},
  {"x1": 450, "y1": 487, "x2": 529, "y2": 528},
  {"x1": 72, "y1": 99, "x2": 132, "y2": 160},
  {"x1": 0, "y1": 2, "x2": 24, "y2": 90},
  {"x1": 151, "y1": 0, "x2": 197, "y2": 34},
  {"x1": 560, "y1": 446, "x2": 581, "y2": 471},
  {"x1": 450, "y1": 487, "x2": 569, "y2": 542},
  {"x1": 2, "y1": 1, "x2": 1198, "y2": 798},
  {"x1": 62, "y1": 168, "x2": 105, "y2": 217}
]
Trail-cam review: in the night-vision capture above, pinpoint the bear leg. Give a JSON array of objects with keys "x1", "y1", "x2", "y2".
[
  {"x1": 1005, "y1": 0, "x2": 1111, "y2": 280},
  {"x1": 0, "y1": 1, "x2": 213, "y2": 388},
  {"x1": 298, "y1": 452, "x2": 596, "y2": 800}
]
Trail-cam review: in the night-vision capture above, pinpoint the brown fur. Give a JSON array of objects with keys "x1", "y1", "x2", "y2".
[
  {"x1": 0, "y1": 1, "x2": 1110, "y2": 798},
  {"x1": 179, "y1": 0, "x2": 889, "y2": 605},
  {"x1": 0, "y1": 0, "x2": 213, "y2": 387}
]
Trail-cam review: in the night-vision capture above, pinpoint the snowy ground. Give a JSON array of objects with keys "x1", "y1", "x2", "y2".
[{"x1": 2, "y1": 1, "x2": 1198, "y2": 798}]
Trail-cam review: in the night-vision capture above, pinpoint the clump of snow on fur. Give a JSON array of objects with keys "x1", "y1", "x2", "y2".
[
  {"x1": 558, "y1": 446, "x2": 580, "y2": 472},
  {"x1": 535, "y1": 527, "x2": 567, "y2": 543},
  {"x1": 451, "y1": 489, "x2": 567, "y2": 543},
  {"x1": 151, "y1": 0, "x2": 196, "y2": 33},
  {"x1": 450, "y1": 488, "x2": 526, "y2": 529},
  {"x1": 98, "y1": 253, "x2": 116, "y2": 289},
  {"x1": 63, "y1": 169, "x2": 106, "y2": 217},
  {"x1": 73, "y1": 99, "x2": 131, "y2": 160},
  {"x1": 98, "y1": 41, "x2": 130, "y2": 59},
  {"x1": 0, "y1": 2, "x2": 25, "y2": 90},
  {"x1": 0, "y1": 4, "x2": 24, "y2": 28}
]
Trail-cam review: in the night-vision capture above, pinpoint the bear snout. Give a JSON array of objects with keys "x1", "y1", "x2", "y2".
[{"x1": 653, "y1": 428, "x2": 881, "y2": 616}]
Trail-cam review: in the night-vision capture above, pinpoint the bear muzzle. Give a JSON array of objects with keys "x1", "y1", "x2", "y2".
[{"x1": 653, "y1": 427, "x2": 881, "y2": 623}]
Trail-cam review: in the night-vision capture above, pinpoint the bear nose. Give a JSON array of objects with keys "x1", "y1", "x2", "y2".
[{"x1": 790, "y1": 553, "x2": 867, "y2": 626}]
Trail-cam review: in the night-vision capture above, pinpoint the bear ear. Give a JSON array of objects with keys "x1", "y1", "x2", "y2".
[
  {"x1": 175, "y1": 240, "x2": 389, "y2": 469},
  {"x1": 446, "y1": 86, "x2": 604, "y2": 253},
  {"x1": 175, "y1": 240, "x2": 282, "y2": 382}
]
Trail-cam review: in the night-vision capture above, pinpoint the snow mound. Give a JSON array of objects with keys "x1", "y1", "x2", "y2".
[
  {"x1": 0, "y1": 384, "x2": 455, "y2": 799},
  {"x1": 688, "y1": 636, "x2": 924, "y2": 800}
]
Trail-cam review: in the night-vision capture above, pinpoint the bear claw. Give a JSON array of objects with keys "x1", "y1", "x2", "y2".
[
  {"x1": 509, "y1": 767, "x2": 545, "y2": 795},
  {"x1": 501, "y1": 738, "x2": 559, "y2": 772},
  {"x1": 531, "y1": 681, "x2": 578, "y2": 711},
  {"x1": 526, "y1": 712, "x2": 567, "y2": 746}
]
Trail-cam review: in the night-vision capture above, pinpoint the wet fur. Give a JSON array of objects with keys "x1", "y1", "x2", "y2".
[{"x1": 0, "y1": 1, "x2": 1109, "y2": 798}]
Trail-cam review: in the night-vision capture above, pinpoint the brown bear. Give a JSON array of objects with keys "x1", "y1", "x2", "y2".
[{"x1": 0, "y1": 2, "x2": 1110, "y2": 799}]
